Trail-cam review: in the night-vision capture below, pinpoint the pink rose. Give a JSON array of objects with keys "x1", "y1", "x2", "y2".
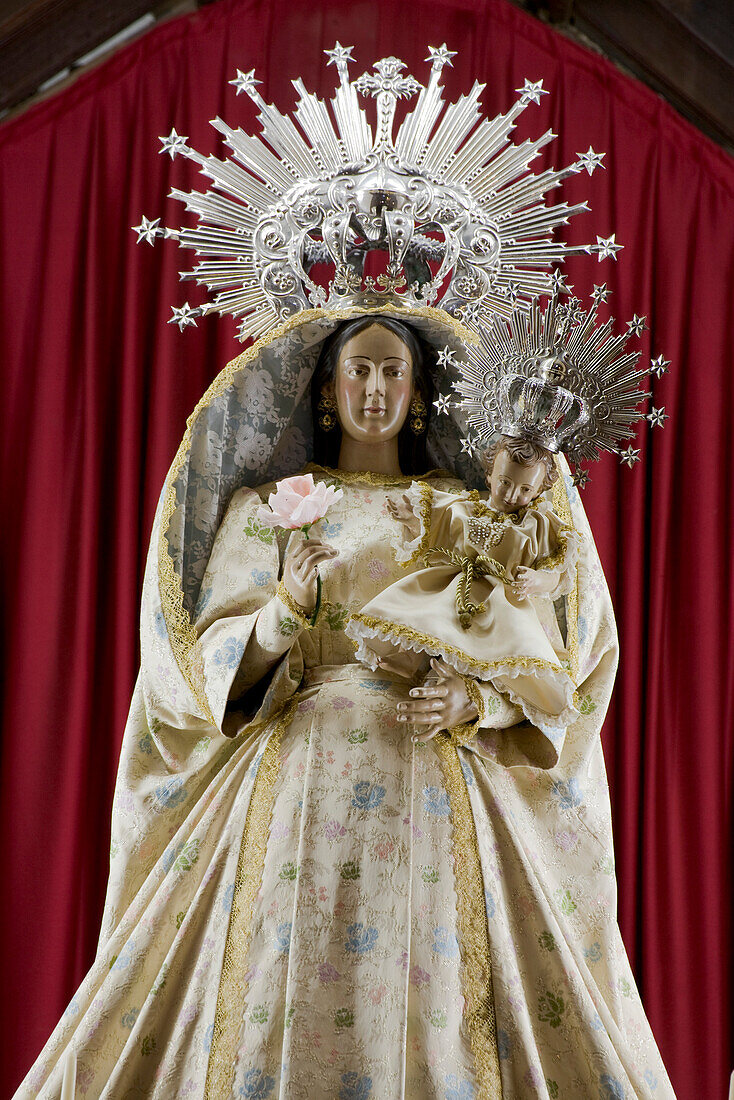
[{"x1": 256, "y1": 474, "x2": 343, "y2": 530}]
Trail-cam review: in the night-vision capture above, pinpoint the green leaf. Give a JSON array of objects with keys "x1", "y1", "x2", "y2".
[
  {"x1": 333, "y1": 1008, "x2": 354, "y2": 1030},
  {"x1": 174, "y1": 839, "x2": 200, "y2": 873},
  {"x1": 340, "y1": 859, "x2": 360, "y2": 881},
  {"x1": 579, "y1": 693, "x2": 597, "y2": 715},
  {"x1": 141, "y1": 1033, "x2": 157, "y2": 1056}
]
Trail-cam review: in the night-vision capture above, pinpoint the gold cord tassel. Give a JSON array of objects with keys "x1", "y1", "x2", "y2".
[{"x1": 423, "y1": 548, "x2": 511, "y2": 629}]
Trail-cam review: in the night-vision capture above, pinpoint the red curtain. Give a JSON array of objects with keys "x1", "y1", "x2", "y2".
[{"x1": 1, "y1": 1, "x2": 731, "y2": 1095}]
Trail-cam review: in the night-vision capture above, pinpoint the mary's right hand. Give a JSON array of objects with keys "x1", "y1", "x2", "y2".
[{"x1": 281, "y1": 536, "x2": 338, "y2": 613}]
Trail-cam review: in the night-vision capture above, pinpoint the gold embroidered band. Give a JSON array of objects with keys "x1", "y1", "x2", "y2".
[
  {"x1": 434, "y1": 734, "x2": 503, "y2": 1098},
  {"x1": 204, "y1": 698, "x2": 295, "y2": 1098}
]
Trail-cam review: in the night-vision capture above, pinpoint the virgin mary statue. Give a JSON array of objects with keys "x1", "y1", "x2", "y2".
[{"x1": 16, "y1": 47, "x2": 675, "y2": 1100}]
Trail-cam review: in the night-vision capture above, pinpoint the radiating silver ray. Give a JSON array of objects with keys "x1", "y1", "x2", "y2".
[
  {"x1": 136, "y1": 47, "x2": 616, "y2": 339},
  {"x1": 292, "y1": 82, "x2": 343, "y2": 172},
  {"x1": 169, "y1": 189, "x2": 260, "y2": 234},
  {"x1": 332, "y1": 81, "x2": 372, "y2": 162},
  {"x1": 394, "y1": 69, "x2": 447, "y2": 165},
  {"x1": 452, "y1": 290, "x2": 667, "y2": 471},
  {"x1": 419, "y1": 84, "x2": 484, "y2": 175},
  {"x1": 211, "y1": 119, "x2": 297, "y2": 192}
]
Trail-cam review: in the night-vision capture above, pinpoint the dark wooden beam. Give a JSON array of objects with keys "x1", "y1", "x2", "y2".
[
  {"x1": 0, "y1": 0, "x2": 198, "y2": 117},
  {"x1": 518, "y1": 0, "x2": 734, "y2": 151}
]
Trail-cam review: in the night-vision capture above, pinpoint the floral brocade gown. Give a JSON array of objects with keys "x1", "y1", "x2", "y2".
[{"x1": 18, "y1": 467, "x2": 675, "y2": 1100}]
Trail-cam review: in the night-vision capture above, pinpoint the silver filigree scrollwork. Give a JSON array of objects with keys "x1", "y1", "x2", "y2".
[{"x1": 137, "y1": 46, "x2": 619, "y2": 341}]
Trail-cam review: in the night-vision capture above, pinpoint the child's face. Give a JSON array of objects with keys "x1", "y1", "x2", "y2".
[{"x1": 487, "y1": 450, "x2": 547, "y2": 512}]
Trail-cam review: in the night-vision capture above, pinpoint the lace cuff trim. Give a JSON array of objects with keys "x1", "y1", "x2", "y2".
[
  {"x1": 393, "y1": 481, "x2": 434, "y2": 566},
  {"x1": 276, "y1": 580, "x2": 320, "y2": 630},
  {"x1": 347, "y1": 611, "x2": 568, "y2": 681},
  {"x1": 535, "y1": 523, "x2": 582, "y2": 598},
  {"x1": 446, "y1": 676, "x2": 486, "y2": 747}
]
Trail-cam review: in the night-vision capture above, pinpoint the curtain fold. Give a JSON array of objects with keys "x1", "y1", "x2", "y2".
[{"x1": 0, "y1": 1, "x2": 731, "y2": 1096}]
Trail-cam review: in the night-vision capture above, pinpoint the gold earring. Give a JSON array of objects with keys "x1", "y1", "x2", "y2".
[
  {"x1": 409, "y1": 394, "x2": 427, "y2": 435},
  {"x1": 317, "y1": 391, "x2": 338, "y2": 431}
]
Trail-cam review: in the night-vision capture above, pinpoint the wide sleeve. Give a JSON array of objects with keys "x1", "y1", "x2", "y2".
[
  {"x1": 448, "y1": 677, "x2": 566, "y2": 770},
  {"x1": 522, "y1": 502, "x2": 582, "y2": 599},
  {"x1": 392, "y1": 482, "x2": 471, "y2": 565},
  {"x1": 192, "y1": 486, "x2": 316, "y2": 734}
]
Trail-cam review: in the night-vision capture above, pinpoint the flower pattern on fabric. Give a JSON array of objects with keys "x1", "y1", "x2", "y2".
[
  {"x1": 351, "y1": 781, "x2": 386, "y2": 812},
  {"x1": 444, "y1": 1074, "x2": 476, "y2": 1100},
  {"x1": 339, "y1": 1072, "x2": 373, "y2": 1100},
  {"x1": 239, "y1": 1067, "x2": 276, "y2": 1098},
  {"x1": 212, "y1": 637, "x2": 246, "y2": 668},
  {"x1": 432, "y1": 927, "x2": 460, "y2": 959},
  {"x1": 19, "y1": 470, "x2": 676, "y2": 1100},
  {"x1": 599, "y1": 1074, "x2": 625, "y2": 1100},
  {"x1": 551, "y1": 776, "x2": 583, "y2": 809},
  {"x1": 345, "y1": 923, "x2": 378, "y2": 955},
  {"x1": 422, "y1": 785, "x2": 451, "y2": 816},
  {"x1": 152, "y1": 776, "x2": 188, "y2": 810}
]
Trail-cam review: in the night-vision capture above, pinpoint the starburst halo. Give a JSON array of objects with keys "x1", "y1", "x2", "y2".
[
  {"x1": 449, "y1": 284, "x2": 670, "y2": 477},
  {"x1": 134, "y1": 45, "x2": 620, "y2": 342}
]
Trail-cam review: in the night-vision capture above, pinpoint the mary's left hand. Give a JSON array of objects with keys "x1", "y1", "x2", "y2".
[{"x1": 380, "y1": 656, "x2": 480, "y2": 744}]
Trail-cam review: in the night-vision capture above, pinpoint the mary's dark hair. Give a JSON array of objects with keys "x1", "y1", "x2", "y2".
[{"x1": 311, "y1": 317, "x2": 436, "y2": 475}]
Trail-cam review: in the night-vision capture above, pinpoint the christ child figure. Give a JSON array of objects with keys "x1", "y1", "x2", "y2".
[{"x1": 347, "y1": 436, "x2": 582, "y2": 737}]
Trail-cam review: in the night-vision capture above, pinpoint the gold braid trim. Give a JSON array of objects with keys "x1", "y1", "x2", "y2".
[
  {"x1": 446, "y1": 675, "x2": 486, "y2": 747},
  {"x1": 433, "y1": 735, "x2": 503, "y2": 1098},
  {"x1": 276, "y1": 580, "x2": 319, "y2": 629},
  {"x1": 551, "y1": 462, "x2": 580, "y2": 681},
  {"x1": 306, "y1": 463, "x2": 453, "y2": 487},
  {"x1": 204, "y1": 698, "x2": 295, "y2": 1099},
  {"x1": 349, "y1": 611, "x2": 565, "y2": 677},
  {"x1": 158, "y1": 304, "x2": 474, "y2": 717},
  {"x1": 423, "y1": 546, "x2": 512, "y2": 628},
  {"x1": 402, "y1": 481, "x2": 435, "y2": 566},
  {"x1": 535, "y1": 521, "x2": 577, "y2": 574}
]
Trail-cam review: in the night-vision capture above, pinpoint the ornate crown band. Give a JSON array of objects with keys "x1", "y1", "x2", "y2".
[{"x1": 134, "y1": 45, "x2": 620, "y2": 341}]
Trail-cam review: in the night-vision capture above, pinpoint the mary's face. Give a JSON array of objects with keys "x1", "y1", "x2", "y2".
[{"x1": 332, "y1": 324, "x2": 414, "y2": 444}]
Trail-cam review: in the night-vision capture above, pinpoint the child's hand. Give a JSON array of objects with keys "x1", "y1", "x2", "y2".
[
  {"x1": 512, "y1": 566, "x2": 557, "y2": 600},
  {"x1": 387, "y1": 494, "x2": 420, "y2": 538}
]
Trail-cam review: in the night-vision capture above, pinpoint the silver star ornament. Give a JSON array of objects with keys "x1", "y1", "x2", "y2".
[
  {"x1": 229, "y1": 69, "x2": 261, "y2": 96},
  {"x1": 460, "y1": 436, "x2": 480, "y2": 457},
  {"x1": 592, "y1": 282, "x2": 610, "y2": 304},
  {"x1": 434, "y1": 394, "x2": 453, "y2": 415},
  {"x1": 550, "y1": 269, "x2": 572, "y2": 295},
  {"x1": 132, "y1": 216, "x2": 160, "y2": 245},
  {"x1": 577, "y1": 146, "x2": 605, "y2": 175},
  {"x1": 159, "y1": 128, "x2": 189, "y2": 160},
  {"x1": 517, "y1": 78, "x2": 547, "y2": 105},
  {"x1": 325, "y1": 43, "x2": 354, "y2": 67},
  {"x1": 168, "y1": 303, "x2": 199, "y2": 331},
  {"x1": 619, "y1": 444, "x2": 641, "y2": 467},
  {"x1": 650, "y1": 354, "x2": 670, "y2": 378},
  {"x1": 647, "y1": 406, "x2": 669, "y2": 428},
  {"x1": 596, "y1": 234, "x2": 623, "y2": 261},
  {"x1": 437, "y1": 345, "x2": 456, "y2": 369},
  {"x1": 627, "y1": 314, "x2": 647, "y2": 336},
  {"x1": 427, "y1": 45, "x2": 457, "y2": 67}
]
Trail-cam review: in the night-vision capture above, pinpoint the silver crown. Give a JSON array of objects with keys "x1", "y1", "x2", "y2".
[
  {"x1": 449, "y1": 287, "x2": 669, "y2": 478},
  {"x1": 134, "y1": 45, "x2": 618, "y2": 341}
]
